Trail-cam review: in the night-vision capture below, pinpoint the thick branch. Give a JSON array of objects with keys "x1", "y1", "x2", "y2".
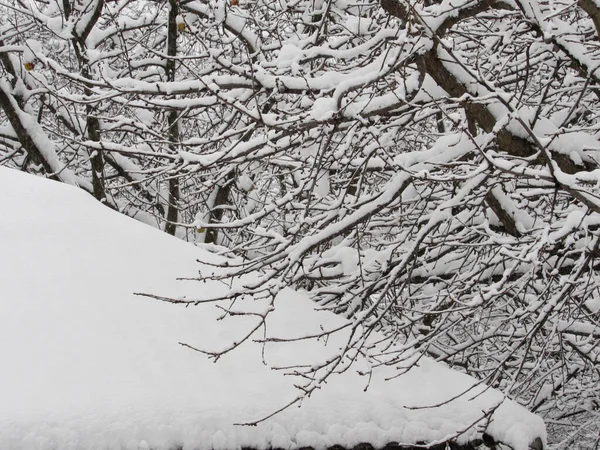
[
  {"x1": 0, "y1": 83, "x2": 62, "y2": 181},
  {"x1": 579, "y1": 0, "x2": 600, "y2": 38}
]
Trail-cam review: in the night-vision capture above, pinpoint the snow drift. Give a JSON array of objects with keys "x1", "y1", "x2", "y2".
[{"x1": 0, "y1": 168, "x2": 545, "y2": 450}]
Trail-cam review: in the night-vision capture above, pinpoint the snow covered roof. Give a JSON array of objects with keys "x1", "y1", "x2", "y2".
[{"x1": 0, "y1": 168, "x2": 545, "y2": 450}]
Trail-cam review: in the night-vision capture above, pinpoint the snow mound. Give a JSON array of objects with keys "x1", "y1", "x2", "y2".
[{"x1": 0, "y1": 168, "x2": 545, "y2": 450}]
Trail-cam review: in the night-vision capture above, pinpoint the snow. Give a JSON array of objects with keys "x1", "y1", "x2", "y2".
[
  {"x1": 344, "y1": 16, "x2": 373, "y2": 35},
  {"x1": 275, "y1": 44, "x2": 303, "y2": 69},
  {"x1": 0, "y1": 168, "x2": 546, "y2": 450},
  {"x1": 586, "y1": 297, "x2": 600, "y2": 314},
  {"x1": 23, "y1": 39, "x2": 43, "y2": 64},
  {"x1": 311, "y1": 97, "x2": 337, "y2": 121}
]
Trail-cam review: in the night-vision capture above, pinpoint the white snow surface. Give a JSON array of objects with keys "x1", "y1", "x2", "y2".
[{"x1": 0, "y1": 168, "x2": 546, "y2": 450}]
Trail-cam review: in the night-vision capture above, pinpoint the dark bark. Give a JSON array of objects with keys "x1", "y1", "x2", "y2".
[
  {"x1": 416, "y1": 50, "x2": 592, "y2": 174},
  {"x1": 84, "y1": 82, "x2": 106, "y2": 202},
  {"x1": 485, "y1": 190, "x2": 522, "y2": 237},
  {"x1": 164, "y1": 0, "x2": 180, "y2": 235},
  {"x1": 205, "y1": 171, "x2": 234, "y2": 244},
  {"x1": 72, "y1": 0, "x2": 107, "y2": 202},
  {"x1": 0, "y1": 85, "x2": 60, "y2": 180},
  {"x1": 579, "y1": 0, "x2": 600, "y2": 38}
]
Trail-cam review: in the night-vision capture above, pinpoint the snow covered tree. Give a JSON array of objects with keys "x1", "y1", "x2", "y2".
[{"x1": 1, "y1": 0, "x2": 600, "y2": 444}]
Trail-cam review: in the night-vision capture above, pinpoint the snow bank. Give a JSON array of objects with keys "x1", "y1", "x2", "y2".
[{"x1": 0, "y1": 168, "x2": 545, "y2": 450}]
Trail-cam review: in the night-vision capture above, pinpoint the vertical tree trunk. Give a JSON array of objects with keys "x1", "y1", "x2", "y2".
[
  {"x1": 204, "y1": 171, "x2": 234, "y2": 245},
  {"x1": 165, "y1": 0, "x2": 180, "y2": 235},
  {"x1": 84, "y1": 77, "x2": 106, "y2": 203},
  {"x1": 72, "y1": 0, "x2": 107, "y2": 202}
]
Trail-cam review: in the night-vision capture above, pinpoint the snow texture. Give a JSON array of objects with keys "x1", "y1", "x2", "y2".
[{"x1": 0, "y1": 168, "x2": 545, "y2": 450}]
